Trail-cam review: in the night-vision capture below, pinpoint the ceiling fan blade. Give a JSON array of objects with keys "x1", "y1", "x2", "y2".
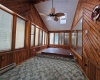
[
  {"x1": 39, "y1": 13, "x2": 48, "y2": 16},
  {"x1": 54, "y1": 17, "x2": 58, "y2": 21},
  {"x1": 56, "y1": 13, "x2": 65, "y2": 17},
  {"x1": 50, "y1": 8, "x2": 55, "y2": 14}
]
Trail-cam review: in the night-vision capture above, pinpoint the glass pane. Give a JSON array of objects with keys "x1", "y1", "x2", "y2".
[
  {"x1": 59, "y1": 33, "x2": 64, "y2": 45},
  {"x1": 42, "y1": 31, "x2": 45, "y2": 45},
  {"x1": 45, "y1": 32, "x2": 47, "y2": 45},
  {"x1": 55, "y1": 33, "x2": 58, "y2": 44},
  {"x1": 39, "y1": 29, "x2": 43, "y2": 45},
  {"x1": 50, "y1": 33, "x2": 54, "y2": 44},
  {"x1": 15, "y1": 17, "x2": 25, "y2": 49},
  {"x1": 78, "y1": 32, "x2": 82, "y2": 47},
  {"x1": 31, "y1": 25, "x2": 34, "y2": 34},
  {"x1": 0, "y1": 9, "x2": 13, "y2": 51},
  {"x1": 72, "y1": 32, "x2": 77, "y2": 48},
  {"x1": 64, "y1": 33, "x2": 69, "y2": 45},
  {"x1": 31, "y1": 35, "x2": 34, "y2": 46},
  {"x1": 31, "y1": 25, "x2": 35, "y2": 46},
  {"x1": 35, "y1": 27, "x2": 39, "y2": 46}
]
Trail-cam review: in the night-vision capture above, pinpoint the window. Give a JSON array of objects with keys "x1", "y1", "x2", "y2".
[
  {"x1": 78, "y1": 32, "x2": 82, "y2": 47},
  {"x1": 59, "y1": 33, "x2": 64, "y2": 45},
  {"x1": 50, "y1": 33, "x2": 54, "y2": 44},
  {"x1": 35, "y1": 27, "x2": 39, "y2": 46},
  {"x1": 31, "y1": 24, "x2": 35, "y2": 46},
  {"x1": 64, "y1": 33, "x2": 69, "y2": 45},
  {"x1": 0, "y1": 9, "x2": 13, "y2": 51},
  {"x1": 42, "y1": 31, "x2": 45, "y2": 45},
  {"x1": 49, "y1": 32, "x2": 69, "y2": 45},
  {"x1": 15, "y1": 17, "x2": 25, "y2": 49},
  {"x1": 55, "y1": 33, "x2": 58, "y2": 44},
  {"x1": 60, "y1": 13, "x2": 67, "y2": 24},
  {"x1": 39, "y1": 29, "x2": 43, "y2": 45},
  {"x1": 45, "y1": 32, "x2": 47, "y2": 45},
  {"x1": 72, "y1": 32, "x2": 76, "y2": 48}
]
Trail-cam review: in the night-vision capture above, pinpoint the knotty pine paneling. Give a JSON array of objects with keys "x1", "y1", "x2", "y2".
[
  {"x1": 0, "y1": 1, "x2": 48, "y2": 69},
  {"x1": 71, "y1": 0, "x2": 100, "y2": 80},
  {"x1": 30, "y1": 45, "x2": 48, "y2": 55},
  {"x1": 0, "y1": 49, "x2": 30, "y2": 68},
  {"x1": 0, "y1": 45, "x2": 48, "y2": 68},
  {"x1": 82, "y1": 56, "x2": 100, "y2": 80},
  {"x1": 82, "y1": 0, "x2": 100, "y2": 80},
  {"x1": 83, "y1": 2, "x2": 100, "y2": 64}
]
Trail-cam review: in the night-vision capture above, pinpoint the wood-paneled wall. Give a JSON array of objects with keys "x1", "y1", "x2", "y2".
[
  {"x1": 82, "y1": 1, "x2": 100, "y2": 80},
  {"x1": 0, "y1": 49, "x2": 29, "y2": 68},
  {"x1": 71, "y1": 0, "x2": 100, "y2": 80},
  {"x1": 0, "y1": 1, "x2": 48, "y2": 68}
]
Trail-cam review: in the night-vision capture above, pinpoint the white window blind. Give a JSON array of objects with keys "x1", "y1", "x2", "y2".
[
  {"x1": 50, "y1": 33, "x2": 54, "y2": 44},
  {"x1": 72, "y1": 32, "x2": 76, "y2": 47},
  {"x1": 35, "y1": 27, "x2": 39, "y2": 46},
  {"x1": 55, "y1": 33, "x2": 58, "y2": 45},
  {"x1": 64, "y1": 33, "x2": 69, "y2": 45},
  {"x1": 0, "y1": 9, "x2": 13, "y2": 51},
  {"x1": 45, "y1": 32, "x2": 47, "y2": 45},
  {"x1": 31, "y1": 24, "x2": 35, "y2": 46},
  {"x1": 42, "y1": 31, "x2": 45, "y2": 45},
  {"x1": 39, "y1": 29, "x2": 43, "y2": 45},
  {"x1": 59, "y1": 33, "x2": 64, "y2": 45},
  {"x1": 15, "y1": 17, "x2": 25, "y2": 49},
  {"x1": 78, "y1": 32, "x2": 82, "y2": 47}
]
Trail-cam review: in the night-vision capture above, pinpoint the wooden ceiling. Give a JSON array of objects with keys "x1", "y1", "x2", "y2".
[
  {"x1": 0, "y1": 0, "x2": 48, "y2": 31},
  {"x1": 0, "y1": 0, "x2": 48, "y2": 4}
]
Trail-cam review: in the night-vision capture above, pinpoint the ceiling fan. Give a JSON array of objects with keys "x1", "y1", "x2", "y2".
[{"x1": 39, "y1": 0, "x2": 65, "y2": 21}]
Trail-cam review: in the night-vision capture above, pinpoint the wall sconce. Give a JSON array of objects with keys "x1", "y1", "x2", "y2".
[{"x1": 85, "y1": 30, "x2": 88, "y2": 35}]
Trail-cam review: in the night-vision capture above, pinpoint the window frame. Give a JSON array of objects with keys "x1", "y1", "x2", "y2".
[
  {"x1": 35, "y1": 26, "x2": 39, "y2": 47},
  {"x1": 49, "y1": 33, "x2": 54, "y2": 45},
  {"x1": 49, "y1": 32, "x2": 70, "y2": 46},
  {"x1": 30, "y1": 23, "x2": 36, "y2": 47},
  {"x1": 0, "y1": 8, "x2": 13, "y2": 52},
  {"x1": 0, "y1": 5, "x2": 48, "y2": 52},
  {"x1": 15, "y1": 16, "x2": 26, "y2": 49}
]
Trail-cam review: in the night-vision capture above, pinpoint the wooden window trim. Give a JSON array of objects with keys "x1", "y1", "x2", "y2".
[
  {"x1": 0, "y1": 8, "x2": 13, "y2": 52},
  {"x1": 0, "y1": 5, "x2": 48, "y2": 52},
  {"x1": 15, "y1": 16, "x2": 26, "y2": 50},
  {"x1": 12, "y1": 14, "x2": 17, "y2": 51},
  {"x1": 0, "y1": 6, "x2": 14, "y2": 15},
  {"x1": 0, "y1": 5, "x2": 28, "y2": 51}
]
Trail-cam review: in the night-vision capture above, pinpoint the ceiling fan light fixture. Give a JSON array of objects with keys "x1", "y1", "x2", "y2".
[{"x1": 50, "y1": 8, "x2": 55, "y2": 14}]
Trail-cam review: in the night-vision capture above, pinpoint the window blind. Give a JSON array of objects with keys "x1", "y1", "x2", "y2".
[
  {"x1": 50, "y1": 33, "x2": 54, "y2": 44},
  {"x1": 64, "y1": 33, "x2": 69, "y2": 45},
  {"x1": 31, "y1": 25, "x2": 35, "y2": 46},
  {"x1": 0, "y1": 9, "x2": 13, "y2": 51},
  {"x1": 39, "y1": 29, "x2": 43, "y2": 45},
  {"x1": 35, "y1": 27, "x2": 39, "y2": 46},
  {"x1": 42, "y1": 31, "x2": 45, "y2": 45},
  {"x1": 55, "y1": 33, "x2": 58, "y2": 45},
  {"x1": 15, "y1": 17, "x2": 25, "y2": 49}
]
